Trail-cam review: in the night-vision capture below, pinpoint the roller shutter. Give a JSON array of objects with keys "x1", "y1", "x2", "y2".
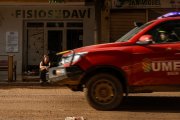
[{"x1": 110, "y1": 9, "x2": 146, "y2": 42}]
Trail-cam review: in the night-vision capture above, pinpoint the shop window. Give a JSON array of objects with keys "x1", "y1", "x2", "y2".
[
  {"x1": 67, "y1": 22, "x2": 83, "y2": 28},
  {"x1": 27, "y1": 22, "x2": 44, "y2": 27},
  {"x1": 49, "y1": 0, "x2": 64, "y2": 3},
  {"x1": 47, "y1": 22, "x2": 64, "y2": 27}
]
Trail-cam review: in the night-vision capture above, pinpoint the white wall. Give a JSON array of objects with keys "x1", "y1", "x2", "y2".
[{"x1": 0, "y1": 6, "x2": 23, "y2": 74}]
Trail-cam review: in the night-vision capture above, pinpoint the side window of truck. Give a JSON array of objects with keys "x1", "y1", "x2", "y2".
[{"x1": 146, "y1": 20, "x2": 180, "y2": 44}]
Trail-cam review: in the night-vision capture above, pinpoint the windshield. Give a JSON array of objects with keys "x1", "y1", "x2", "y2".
[{"x1": 116, "y1": 21, "x2": 154, "y2": 42}]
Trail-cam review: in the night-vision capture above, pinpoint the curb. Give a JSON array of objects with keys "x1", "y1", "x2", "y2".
[
  {"x1": 0, "y1": 82, "x2": 40, "y2": 86},
  {"x1": 0, "y1": 81, "x2": 62, "y2": 87}
]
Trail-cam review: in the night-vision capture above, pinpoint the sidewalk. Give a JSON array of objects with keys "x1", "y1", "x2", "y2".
[{"x1": 0, "y1": 74, "x2": 59, "y2": 87}]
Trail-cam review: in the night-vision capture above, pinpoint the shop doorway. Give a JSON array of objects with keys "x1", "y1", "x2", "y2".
[
  {"x1": 23, "y1": 21, "x2": 83, "y2": 72},
  {"x1": 67, "y1": 29, "x2": 83, "y2": 50},
  {"x1": 27, "y1": 29, "x2": 44, "y2": 66},
  {"x1": 47, "y1": 30, "x2": 63, "y2": 67},
  {"x1": 48, "y1": 30, "x2": 63, "y2": 53},
  {"x1": 25, "y1": 22, "x2": 45, "y2": 72}
]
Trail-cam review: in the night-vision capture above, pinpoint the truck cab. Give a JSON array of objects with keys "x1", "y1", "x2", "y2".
[{"x1": 48, "y1": 12, "x2": 180, "y2": 110}]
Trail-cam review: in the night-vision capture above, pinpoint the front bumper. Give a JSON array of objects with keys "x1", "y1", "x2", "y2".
[{"x1": 47, "y1": 66, "x2": 83, "y2": 86}]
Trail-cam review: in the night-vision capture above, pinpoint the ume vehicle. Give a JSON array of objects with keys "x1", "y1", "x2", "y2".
[{"x1": 48, "y1": 12, "x2": 180, "y2": 110}]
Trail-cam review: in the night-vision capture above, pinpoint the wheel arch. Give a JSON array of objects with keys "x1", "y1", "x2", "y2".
[{"x1": 81, "y1": 65, "x2": 128, "y2": 94}]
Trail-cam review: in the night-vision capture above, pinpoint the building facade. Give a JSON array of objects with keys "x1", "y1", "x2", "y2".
[
  {"x1": 0, "y1": 0, "x2": 179, "y2": 75},
  {"x1": 0, "y1": 0, "x2": 95, "y2": 74},
  {"x1": 109, "y1": 0, "x2": 180, "y2": 42}
]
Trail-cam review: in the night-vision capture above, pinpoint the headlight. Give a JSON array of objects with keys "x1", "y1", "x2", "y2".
[
  {"x1": 52, "y1": 69, "x2": 66, "y2": 76},
  {"x1": 60, "y1": 52, "x2": 88, "y2": 65}
]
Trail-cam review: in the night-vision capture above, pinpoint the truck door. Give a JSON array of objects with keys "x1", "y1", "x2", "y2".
[
  {"x1": 131, "y1": 20, "x2": 180, "y2": 86},
  {"x1": 132, "y1": 43, "x2": 180, "y2": 86}
]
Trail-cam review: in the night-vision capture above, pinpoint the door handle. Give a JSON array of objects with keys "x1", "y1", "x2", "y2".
[
  {"x1": 175, "y1": 53, "x2": 180, "y2": 55},
  {"x1": 166, "y1": 47, "x2": 172, "y2": 51}
]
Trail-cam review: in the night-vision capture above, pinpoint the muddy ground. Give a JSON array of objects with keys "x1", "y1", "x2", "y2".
[{"x1": 0, "y1": 86, "x2": 179, "y2": 120}]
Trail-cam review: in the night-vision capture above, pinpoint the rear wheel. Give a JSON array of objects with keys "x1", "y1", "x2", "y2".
[{"x1": 85, "y1": 73, "x2": 124, "y2": 110}]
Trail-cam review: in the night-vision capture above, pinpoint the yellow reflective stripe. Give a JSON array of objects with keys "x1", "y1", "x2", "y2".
[{"x1": 56, "y1": 50, "x2": 71, "y2": 55}]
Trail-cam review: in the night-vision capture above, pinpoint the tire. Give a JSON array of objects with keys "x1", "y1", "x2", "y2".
[{"x1": 85, "y1": 73, "x2": 124, "y2": 110}]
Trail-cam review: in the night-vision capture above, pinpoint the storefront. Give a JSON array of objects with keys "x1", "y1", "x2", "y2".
[
  {"x1": 0, "y1": 3, "x2": 95, "y2": 74},
  {"x1": 110, "y1": 0, "x2": 180, "y2": 42}
]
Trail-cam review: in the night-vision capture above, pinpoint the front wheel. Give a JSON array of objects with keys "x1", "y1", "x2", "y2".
[{"x1": 85, "y1": 73, "x2": 124, "y2": 110}]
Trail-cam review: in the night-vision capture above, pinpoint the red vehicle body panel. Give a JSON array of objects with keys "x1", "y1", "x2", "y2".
[
  {"x1": 60, "y1": 16, "x2": 180, "y2": 90},
  {"x1": 48, "y1": 14, "x2": 180, "y2": 110}
]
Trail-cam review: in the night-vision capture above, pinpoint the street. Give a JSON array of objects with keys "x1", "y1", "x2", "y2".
[{"x1": 0, "y1": 86, "x2": 179, "y2": 120}]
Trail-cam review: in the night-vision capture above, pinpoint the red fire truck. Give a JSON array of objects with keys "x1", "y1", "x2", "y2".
[{"x1": 48, "y1": 12, "x2": 180, "y2": 110}]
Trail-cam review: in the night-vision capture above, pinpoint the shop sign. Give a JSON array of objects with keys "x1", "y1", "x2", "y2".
[
  {"x1": 13, "y1": 8, "x2": 91, "y2": 19},
  {"x1": 112, "y1": 0, "x2": 180, "y2": 8}
]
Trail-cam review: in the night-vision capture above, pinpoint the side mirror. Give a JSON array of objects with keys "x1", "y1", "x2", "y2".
[
  {"x1": 134, "y1": 22, "x2": 143, "y2": 27},
  {"x1": 136, "y1": 35, "x2": 154, "y2": 45}
]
